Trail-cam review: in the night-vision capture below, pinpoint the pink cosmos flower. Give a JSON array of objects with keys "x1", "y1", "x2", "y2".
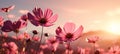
[
  {"x1": 2, "y1": 42, "x2": 18, "y2": 54},
  {"x1": 86, "y1": 36, "x2": 99, "y2": 43},
  {"x1": 108, "y1": 45, "x2": 120, "y2": 54},
  {"x1": 1, "y1": 20, "x2": 27, "y2": 33},
  {"x1": 56, "y1": 22, "x2": 83, "y2": 42},
  {"x1": 27, "y1": 7, "x2": 58, "y2": 27},
  {"x1": 46, "y1": 37, "x2": 59, "y2": 52},
  {"x1": 0, "y1": 5, "x2": 15, "y2": 13},
  {"x1": 77, "y1": 47, "x2": 86, "y2": 54}
]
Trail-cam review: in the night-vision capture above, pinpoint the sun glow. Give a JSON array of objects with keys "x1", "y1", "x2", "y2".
[{"x1": 106, "y1": 21, "x2": 120, "y2": 34}]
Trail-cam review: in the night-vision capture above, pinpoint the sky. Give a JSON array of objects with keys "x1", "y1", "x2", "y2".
[{"x1": 1, "y1": 0, "x2": 120, "y2": 35}]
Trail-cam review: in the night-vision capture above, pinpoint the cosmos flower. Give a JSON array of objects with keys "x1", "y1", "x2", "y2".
[
  {"x1": 2, "y1": 42, "x2": 18, "y2": 54},
  {"x1": 27, "y1": 7, "x2": 58, "y2": 27},
  {"x1": 56, "y1": 22, "x2": 83, "y2": 42},
  {"x1": 1, "y1": 20, "x2": 27, "y2": 33},
  {"x1": 86, "y1": 36, "x2": 99, "y2": 43},
  {"x1": 0, "y1": 5, "x2": 15, "y2": 13},
  {"x1": 46, "y1": 37, "x2": 59, "y2": 52},
  {"x1": 108, "y1": 45, "x2": 120, "y2": 54}
]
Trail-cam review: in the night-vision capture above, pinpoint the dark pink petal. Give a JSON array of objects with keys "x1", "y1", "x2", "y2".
[
  {"x1": 63, "y1": 22, "x2": 75, "y2": 33},
  {"x1": 19, "y1": 20, "x2": 27, "y2": 28},
  {"x1": 44, "y1": 9, "x2": 53, "y2": 19},
  {"x1": 33, "y1": 8, "x2": 43, "y2": 19},
  {"x1": 56, "y1": 26, "x2": 62, "y2": 35},
  {"x1": 1, "y1": 20, "x2": 13, "y2": 32},
  {"x1": 20, "y1": 15, "x2": 28, "y2": 21},
  {"x1": 48, "y1": 14, "x2": 58, "y2": 23},
  {"x1": 73, "y1": 25, "x2": 83, "y2": 38},
  {"x1": 13, "y1": 20, "x2": 21, "y2": 29},
  {"x1": 28, "y1": 13, "x2": 39, "y2": 26}
]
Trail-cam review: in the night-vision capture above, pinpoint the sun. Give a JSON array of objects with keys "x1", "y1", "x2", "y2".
[{"x1": 106, "y1": 22, "x2": 120, "y2": 34}]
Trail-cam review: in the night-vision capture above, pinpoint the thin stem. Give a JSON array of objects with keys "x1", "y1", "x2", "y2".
[
  {"x1": 0, "y1": 27, "x2": 3, "y2": 36},
  {"x1": 39, "y1": 26, "x2": 44, "y2": 45},
  {"x1": 67, "y1": 42, "x2": 71, "y2": 54}
]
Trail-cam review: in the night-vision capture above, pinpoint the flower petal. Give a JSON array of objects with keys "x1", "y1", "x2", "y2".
[
  {"x1": 27, "y1": 13, "x2": 39, "y2": 26},
  {"x1": 44, "y1": 9, "x2": 53, "y2": 19},
  {"x1": 73, "y1": 25, "x2": 83, "y2": 40},
  {"x1": 48, "y1": 14, "x2": 58, "y2": 23},
  {"x1": 56, "y1": 26, "x2": 62, "y2": 35},
  {"x1": 63, "y1": 22, "x2": 75, "y2": 33},
  {"x1": 1, "y1": 20, "x2": 13, "y2": 32},
  {"x1": 33, "y1": 8, "x2": 43, "y2": 19}
]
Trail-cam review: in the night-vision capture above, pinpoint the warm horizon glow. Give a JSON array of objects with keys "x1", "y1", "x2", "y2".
[{"x1": 105, "y1": 21, "x2": 120, "y2": 35}]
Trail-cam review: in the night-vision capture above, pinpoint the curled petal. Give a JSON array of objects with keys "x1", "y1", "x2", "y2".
[{"x1": 63, "y1": 22, "x2": 75, "y2": 33}]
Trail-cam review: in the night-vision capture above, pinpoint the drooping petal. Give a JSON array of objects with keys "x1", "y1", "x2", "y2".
[
  {"x1": 44, "y1": 9, "x2": 53, "y2": 19},
  {"x1": 1, "y1": 20, "x2": 13, "y2": 32},
  {"x1": 33, "y1": 8, "x2": 43, "y2": 19},
  {"x1": 27, "y1": 13, "x2": 39, "y2": 26},
  {"x1": 48, "y1": 14, "x2": 58, "y2": 23},
  {"x1": 73, "y1": 25, "x2": 83, "y2": 40},
  {"x1": 63, "y1": 22, "x2": 75, "y2": 33}
]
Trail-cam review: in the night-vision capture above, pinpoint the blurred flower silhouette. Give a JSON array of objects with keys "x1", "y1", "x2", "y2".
[
  {"x1": 2, "y1": 42, "x2": 18, "y2": 54},
  {"x1": 0, "y1": 5, "x2": 15, "y2": 13},
  {"x1": 27, "y1": 8, "x2": 58, "y2": 27},
  {"x1": 1, "y1": 20, "x2": 27, "y2": 33},
  {"x1": 46, "y1": 37, "x2": 59, "y2": 53},
  {"x1": 86, "y1": 36, "x2": 99, "y2": 43},
  {"x1": 56, "y1": 22, "x2": 83, "y2": 42}
]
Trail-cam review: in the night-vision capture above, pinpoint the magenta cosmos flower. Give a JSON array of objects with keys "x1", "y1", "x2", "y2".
[
  {"x1": 27, "y1": 8, "x2": 58, "y2": 27},
  {"x1": 56, "y1": 22, "x2": 83, "y2": 42},
  {"x1": 1, "y1": 20, "x2": 27, "y2": 33}
]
